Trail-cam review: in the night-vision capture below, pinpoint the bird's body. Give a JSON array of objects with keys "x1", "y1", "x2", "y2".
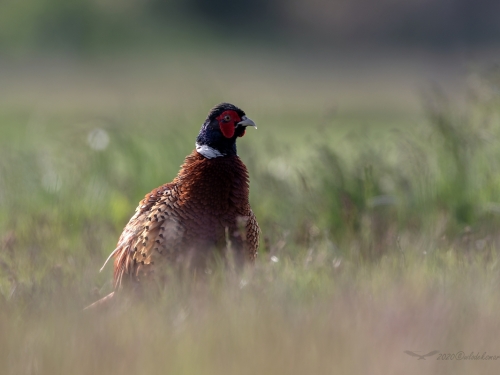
[{"x1": 100, "y1": 103, "x2": 259, "y2": 292}]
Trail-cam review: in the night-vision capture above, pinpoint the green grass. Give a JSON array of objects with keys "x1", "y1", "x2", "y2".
[{"x1": 1, "y1": 56, "x2": 500, "y2": 374}]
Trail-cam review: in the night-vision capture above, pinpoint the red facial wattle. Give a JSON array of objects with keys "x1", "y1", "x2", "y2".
[
  {"x1": 219, "y1": 122, "x2": 235, "y2": 138},
  {"x1": 217, "y1": 111, "x2": 239, "y2": 138}
]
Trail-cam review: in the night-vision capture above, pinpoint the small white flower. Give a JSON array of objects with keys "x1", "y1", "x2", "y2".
[{"x1": 87, "y1": 128, "x2": 110, "y2": 151}]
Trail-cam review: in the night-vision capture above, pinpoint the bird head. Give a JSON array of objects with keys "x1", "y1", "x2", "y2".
[{"x1": 196, "y1": 103, "x2": 257, "y2": 159}]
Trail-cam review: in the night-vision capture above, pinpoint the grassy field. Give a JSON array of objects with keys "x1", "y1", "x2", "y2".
[{"x1": 1, "y1": 52, "x2": 500, "y2": 374}]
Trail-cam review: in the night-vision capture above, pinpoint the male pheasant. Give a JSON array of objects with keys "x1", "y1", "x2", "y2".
[{"x1": 97, "y1": 103, "x2": 259, "y2": 299}]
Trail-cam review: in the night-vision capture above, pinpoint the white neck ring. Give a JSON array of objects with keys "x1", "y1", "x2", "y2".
[{"x1": 196, "y1": 142, "x2": 225, "y2": 159}]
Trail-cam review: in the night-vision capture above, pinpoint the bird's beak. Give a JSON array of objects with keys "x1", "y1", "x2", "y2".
[{"x1": 237, "y1": 116, "x2": 257, "y2": 129}]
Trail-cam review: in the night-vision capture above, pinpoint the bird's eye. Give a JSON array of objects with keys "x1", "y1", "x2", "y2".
[{"x1": 223, "y1": 115, "x2": 231, "y2": 122}]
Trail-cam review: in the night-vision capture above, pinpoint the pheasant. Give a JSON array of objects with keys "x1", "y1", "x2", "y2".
[{"x1": 91, "y1": 103, "x2": 259, "y2": 305}]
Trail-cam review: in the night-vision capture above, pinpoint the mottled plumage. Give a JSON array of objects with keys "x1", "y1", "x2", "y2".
[{"x1": 101, "y1": 103, "x2": 259, "y2": 291}]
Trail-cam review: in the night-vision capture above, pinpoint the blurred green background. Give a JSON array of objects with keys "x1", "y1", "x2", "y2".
[
  {"x1": 2, "y1": 0, "x2": 500, "y2": 53},
  {"x1": 2, "y1": 1, "x2": 500, "y2": 375}
]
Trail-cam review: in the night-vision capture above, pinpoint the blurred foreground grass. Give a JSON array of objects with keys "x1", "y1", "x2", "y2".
[
  {"x1": 1, "y1": 56, "x2": 500, "y2": 374},
  {"x1": 2, "y1": 254, "x2": 499, "y2": 375}
]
